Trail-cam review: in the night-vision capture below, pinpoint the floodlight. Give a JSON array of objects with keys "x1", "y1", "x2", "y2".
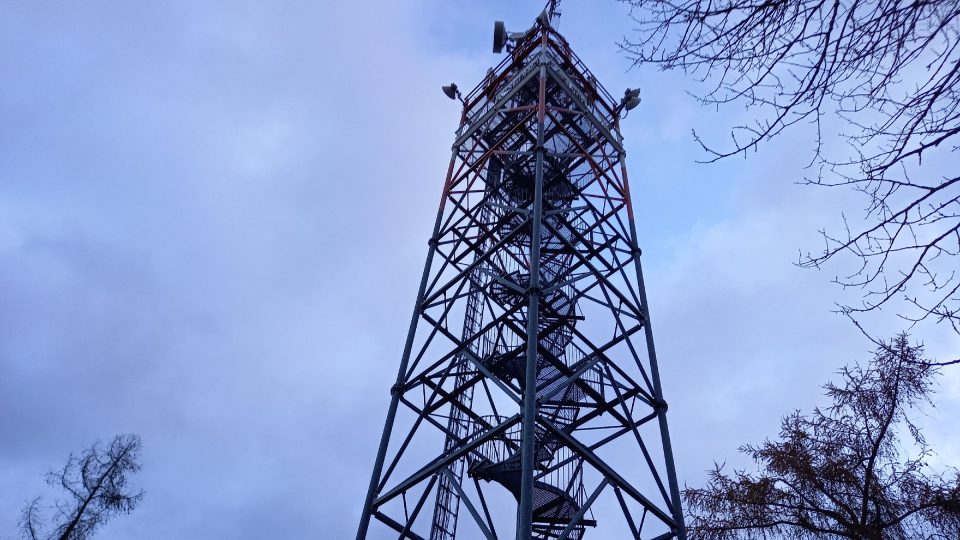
[
  {"x1": 622, "y1": 88, "x2": 641, "y2": 111},
  {"x1": 442, "y1": 83, "x2": 459, "y2": 100}
]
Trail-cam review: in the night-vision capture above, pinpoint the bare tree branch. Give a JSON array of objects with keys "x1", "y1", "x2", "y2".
[{"x1": 621, "y1": 0, "x2": 960, "y2": 332}]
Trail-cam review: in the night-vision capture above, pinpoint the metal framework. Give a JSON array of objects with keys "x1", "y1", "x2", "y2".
[{"x1": 357, "y1": 13, "x2": 686, "y2": 540}]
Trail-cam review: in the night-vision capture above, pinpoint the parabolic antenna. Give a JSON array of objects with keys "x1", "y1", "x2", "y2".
[{"x1": 493, "y1": 21, "x2": 507, "y2": 53}]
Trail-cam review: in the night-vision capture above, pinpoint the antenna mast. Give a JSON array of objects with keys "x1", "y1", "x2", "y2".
[{"x1": 547, "y1": 0, "x2": 561, "y2": 21}]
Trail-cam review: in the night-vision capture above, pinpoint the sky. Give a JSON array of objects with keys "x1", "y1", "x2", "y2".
[{"x1": 1, "y1": 1, "x2": 958, "y2": 539}]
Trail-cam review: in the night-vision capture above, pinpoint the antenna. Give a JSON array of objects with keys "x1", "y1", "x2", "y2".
[
  {"x1": 493, "y1": 21, "x2": 507, "y2": 53},
  {"x1": 547, "y1": 0, "x2": 561, "y2": 20}
]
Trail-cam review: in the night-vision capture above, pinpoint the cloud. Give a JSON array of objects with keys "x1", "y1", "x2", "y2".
[
  {"x1": 1, "y1": 1, "x2": 956, "y2": 539},
  {"x1": 0, "y1": 1, "x2": 468, "y2": 537}
]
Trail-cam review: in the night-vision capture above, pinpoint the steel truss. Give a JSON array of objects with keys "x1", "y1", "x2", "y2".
[{"x1": 357, "y1": 15, "x2": 687, "y2": 540}]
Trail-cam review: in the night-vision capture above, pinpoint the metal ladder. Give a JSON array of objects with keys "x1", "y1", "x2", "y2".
[
  {"x1": 430, "y1": 276, "x2": 485, "y2": 540},
  {"x1": 430, "y1": 153, "x2": 502, "y2": 540}
]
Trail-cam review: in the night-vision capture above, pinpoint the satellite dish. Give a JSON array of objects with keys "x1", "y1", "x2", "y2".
[
  {"x1": 493, "y1": 21, "x2": 507, "y2": 53},
  {"x1": 442, "y1": 83, "x2": 459, "y2": 100}
]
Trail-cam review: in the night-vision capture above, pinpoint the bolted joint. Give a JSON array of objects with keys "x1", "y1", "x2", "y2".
[
  {"x1": 632, "y1": 246, "x2": 643, "y2": 258},
  {"x1": 390, "y1": 383, "x2": 405, "y2": 397},
  {"x1": 427, "y1": 237, "x2": 440, "y2": 248},
  {"x1": 527, "y1": 285, "x2": 542, "y2": 298},
  {"x1": 653, "y1": 398, "x2": 668, "y2": 414}
]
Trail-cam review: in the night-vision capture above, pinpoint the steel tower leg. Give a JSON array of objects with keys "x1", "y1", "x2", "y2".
[
  {"x1": 517, "y1": 62, "x2": 548, "y2": 540},
  {"x1": 356, "y1": 151, "x2": 459, "y2": 540},
  {"x1": 621, "y1": 158, "x2": 688, "y2": 540}
]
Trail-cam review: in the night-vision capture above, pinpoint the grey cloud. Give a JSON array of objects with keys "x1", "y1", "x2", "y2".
[{"x1": 2, "y1": 1, "x2": 957, "y2": 539}]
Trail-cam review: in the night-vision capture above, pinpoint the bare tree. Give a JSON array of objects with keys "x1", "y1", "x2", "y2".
[
  {"x1": 20, "y1": 434, "x2": 144, "y2": 540},
  {"x1": 683, "y1": 334, "x2": 960, "y2": 538},
  {"x1": 620, "y1": 0, "x2": 960, "y2": 333}
]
